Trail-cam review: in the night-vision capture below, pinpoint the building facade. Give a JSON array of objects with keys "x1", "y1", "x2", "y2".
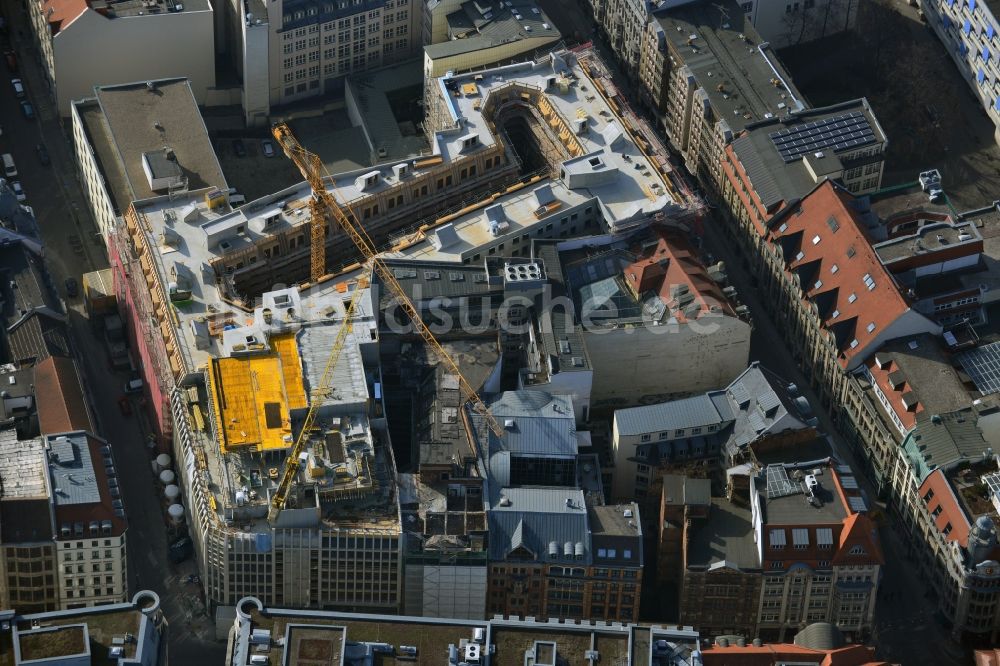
[
  {"x1": 922, "y1": 0, "x2": 1000, "y2": 144},
  {"x1": 28, "y1": 0, "x2": 215, "y2": 116}
]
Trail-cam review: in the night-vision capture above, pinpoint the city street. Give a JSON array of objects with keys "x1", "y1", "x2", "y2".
[
  {"x1": 0, "y1": 1, "x2": 224, "y2": 661},
  {"x1": 700, "y1": 216, "x2": 968, "y2": 665}
]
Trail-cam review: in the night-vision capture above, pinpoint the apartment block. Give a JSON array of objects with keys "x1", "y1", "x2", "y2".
[
  {"x1": 70, "y1": 78, "x2": 229, "y2": 243},
  {"x1": 229, "y1": 595, "x2": 707, "y2": 666},
  {"x1": 922, "y1": 0, "x2": 1000, "y2": 144},
  {"x1": 27, "y1": 0, "x2": 215, "y2": 116},
  {"x1": 550, "y1": 228, "x2": 752, "y2": 410},
  {"x1": 611, "y1": 362, "x2": 818, "y2": 500},
  {"x1": 422, "y1": 0, "x2": 561, "y2": 78},
  {"x1": 3, "y1": 590, "x2": 165, "y2": 664},
  {"x1": 231, "y1": 0, "x2": 422, "y2": 122},
  {"x1": 471, "y1": 391, "x2": 644, "y2": 622},
  {"x1": 639, "y1": 0, "x2": 805, "y2": 189}
]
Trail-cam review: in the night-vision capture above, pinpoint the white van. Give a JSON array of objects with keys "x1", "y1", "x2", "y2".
[
  {"x1": 124, "y1": 378, "x2": 143, "y2": 393},
  {"x1": 2, "y1": 154, "x2": 16, "y2": 178}
]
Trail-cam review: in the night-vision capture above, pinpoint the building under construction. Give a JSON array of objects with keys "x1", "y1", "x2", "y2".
[{"x1": 108, "y1": 46, "x2": 702, "y2": 615}]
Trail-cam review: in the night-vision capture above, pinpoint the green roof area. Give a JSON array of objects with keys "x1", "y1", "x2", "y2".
[{"x1": 17, "y1": 626, "x2": 87, "y2": 662}]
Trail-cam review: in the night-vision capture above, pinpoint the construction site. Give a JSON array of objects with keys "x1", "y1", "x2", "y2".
[{"x1": 107, "y1": 45, "x2": 705, "y2": 615}]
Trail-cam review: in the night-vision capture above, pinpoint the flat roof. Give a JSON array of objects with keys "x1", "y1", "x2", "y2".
[
  {"x1": 730, "y1": 99, "x2": 885, "y2": 211},
  {"x1": 875, "y1": 219, "x2": 982, "y2": 264},
  {"x1": 16, "y1": 625, "x2": 86, "y2": 662},
  {"x1": 77, "y1": 78, "x2": 227, "y2": 214},
  {"x1": 761, "y1": 463, "x2": 848, "y2": 525},
  {"x1": 491, "y1": 623, "x2": 630, "y2": 666},
  {"x1": 653, "y1": 0, "x2": 805, "y2": 132},
  {"x1": 426, "y1": 0, "x2": 560, "y2": 59},
  {"x1": 686, "y1": 498, "x2": 758, "y2": 570},
  {"x1": 16, "y1": 606, "x2": 143, "y2": 664},
  {"x1": 243, "y1": 607, "x2": 484, "y2": 666},
  {"x1": 0, "y1": 429, "x2": 47, "y2": 499}
]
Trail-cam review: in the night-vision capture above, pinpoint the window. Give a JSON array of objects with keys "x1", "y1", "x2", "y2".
[
  {"x1": 849, "y1": 545, "x2": 866, "y2": 556},
  {"x1": 771, "y1": 561, "x2": 783, "y2": 569},
  {"x1": 623, "y1": 549, "x2": 632, "y2": 559},
  {"x1": 640, "y1": 434, "x2": 651, "y2": 442},
  {"x1": 598, "y1": 548, "x2": 607, "y2": 558},
  {"x1": 674, "y1": 429, "x2": 685, "y2": 437}
]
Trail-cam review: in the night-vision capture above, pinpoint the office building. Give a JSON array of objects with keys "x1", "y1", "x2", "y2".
[
  {"x1": 611, "y1": 362, "x2": 818, "y2": 500},
  {"x1": 2, "y1": 589, "x2": 165, "y2": 664},
  {"x1": 27, "y1": 0, "x2": 215, "y2": 116},
  {"x1": 422, "y1": 0, "x2": 561, "y2": 78}
]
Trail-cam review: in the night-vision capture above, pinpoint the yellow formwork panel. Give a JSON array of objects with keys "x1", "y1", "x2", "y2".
[{"x1": 210, "y1": 333, "x2": 307, "y2": 454}]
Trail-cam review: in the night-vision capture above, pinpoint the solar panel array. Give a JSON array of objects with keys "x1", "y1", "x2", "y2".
[
  {"x1": 766, "y1": 465, "x2": 799, "y2": 499},
  {"x1": 848, "y1": 496, "x2": 868, "y2": 512},
  {"x1": 769, "y1": 111, "x2": 877, "y2": 163},
  {"x1": 957, "y1": 341, "x2": 1000, "y2": 395}
]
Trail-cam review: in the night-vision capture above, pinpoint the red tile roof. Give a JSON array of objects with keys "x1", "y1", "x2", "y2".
[
  {"x1": 33, "y1": 356, "x2": 93, "y2": 435},
  {"x1": 622, "y1": 229, "x2": 735, "y2": 322},
  {"x1": 38, "y1": 0, "x2": 89, "y2": 34},
  {"x1": 918, "y1": 469, "x2": 971, "y2": 547},
  {"x1": 833, "y1": 513, "x2": 885, "y2": 566},
  {"x1": 865, "y1": 355, "x2": 920, "y2": 432},
  {"x1": 701, "y1": 643, "x2": 890, "y2": 666},
  {"x1": 766, "y1": 181, "x2": 922, "y2": 369}
]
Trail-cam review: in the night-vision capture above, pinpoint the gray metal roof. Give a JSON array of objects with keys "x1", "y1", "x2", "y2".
[
  {"x1": 47, "y1": 433, "x2": 101, "y2": 506},
  {"x1": 793, "y1": 622, "x2": 845, "y2": 650},
  {"x1": 487, "y1": 487, "x2": 590, "y2": 563},
  {"x1": 426, "y1": 0, "x2": 560, "y2": 60},
  {"x1": 486, "y1": 391, "x2": 577, "y2": 457},
  {"x1": 724, "y1": 363, "x2": 808, "y2": 456},
  {"x1": 614, "y1": 393, "x2": 727, "y2": 437},
  {"x1": 686, "y1": 498, "x2": 759, "y2": 570},
  {"x1": 903, "y1": 408, "x2": 989, "y2": 481}
]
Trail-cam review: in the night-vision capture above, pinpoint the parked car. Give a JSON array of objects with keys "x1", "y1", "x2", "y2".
[
  {"x1": 168, "y1": 537, "x2": 193, "y2": 563},
  {"x1": 36, "y1": 143, "x2": 49, "y2": 166},
  {"x1": 11, "y1": 77, "x2": 23, "y2": 98},
  {"x1": 231, "y1": 139, "x2": 247, "y2": 157},
  {"x1": 3, "y1": 50, "x2": 15, "y2": 73},
  {"x1": 10, "y1": 180, "x2": 24, "y2": 202},
  {"x1": 118, "y1": 396, "x2": 132, "y2": 417},
  {"x1": 261, "y1": 139, "x2": 275, "y2": 158},
  {"x1": 64, "y1": 277, "x2": 78, "y2": 297},
  {"x1": 124, "y1": 378, "x2": 143, "y2": 394},
  {"x1": 20, "y1": 101, "x2": 34, "y2": 121}
]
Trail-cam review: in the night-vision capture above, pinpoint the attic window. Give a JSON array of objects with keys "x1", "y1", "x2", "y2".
[
  {"x1": 778, "y1": 222, "x2": 788, "y2": 233},
  {"x1": 830, "y1": 264, "x2": 839, "y2": 274},
  {"x1": 814, "y1": 280, "x2": 823, "y2": 290},
  {"x1": 863, "y1": 273, "x2": 876, "y2": 291},
  {"x1": 846, "y1": 246, "x2": 856, "y2": 258},
  {"x1": 849, "y1": 339, "x2": 859, "y2": 349},
  {"x1": 826, "y1": 216, "x2": 840, "y2": 232},
  {"x1": 812, "y1": 235, "x2": 821, "y2": 245},
  {"x1": 866, "y1": 322, "x2": 876, "y2": 333},
  {"x1": 795, "y1": 251, "x2": 805, "y2": 261},
  {"x1": 848, "y1": 292, "x2": 857, "y2": 303},
  {"x1": 831, "y1": 309, "x2": 840, "y2": 319}
]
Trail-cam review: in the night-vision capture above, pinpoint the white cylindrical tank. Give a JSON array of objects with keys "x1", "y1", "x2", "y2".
[
  {"x1": 159, "y1": 469, "x2": 175, "y2": 485},
  {"x1": 167, "y1": 503, "x2": 185, "y2": 524},
  {"x1": 164, "y1": 484, "x2": 180, "y2": 501},
  {"x1": 156, "y1": 454, "x2": 172, "y2": 470}
]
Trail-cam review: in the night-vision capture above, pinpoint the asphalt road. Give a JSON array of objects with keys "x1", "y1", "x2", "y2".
[{"x1": 0, "y1": 2, "x2": 225, "y2": 661}]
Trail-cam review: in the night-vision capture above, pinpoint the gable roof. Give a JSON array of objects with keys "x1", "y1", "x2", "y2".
[
  {"x1": 918, "y1": 468, "x2": 971, "y2": 547},
  {"x1": 833, "y1": 513, "x2": 884, "y2": 566},
  {"x1": 6, "y1": 310, "x2": 70, "y2": 367},
  {"x1": 33, "y1": 356, "x2": 93, "y2": 435},
  {"x1": 767, "y1": 181, "x2": 935, "y2": 369}
]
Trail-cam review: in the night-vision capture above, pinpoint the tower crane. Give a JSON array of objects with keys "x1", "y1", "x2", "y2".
[
  {"x1": 268, "y1": 285, "x2": 363, "y2": 523},
  {"x1": 271, "y1": 123, "x2": 505, "y2": 439}
]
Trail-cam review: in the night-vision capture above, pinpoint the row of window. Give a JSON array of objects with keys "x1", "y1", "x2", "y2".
[{"x1": 638, "y1": 424, "x2": 719, "y2": 442}]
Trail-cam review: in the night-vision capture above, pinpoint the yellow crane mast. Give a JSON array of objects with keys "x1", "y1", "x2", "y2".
[
  {"x1": 268, "y1": 285, "x2": 363, "y2": 523},
  {"x1": 271, "y1": 123, "x2": 505, "y2": 438}
]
